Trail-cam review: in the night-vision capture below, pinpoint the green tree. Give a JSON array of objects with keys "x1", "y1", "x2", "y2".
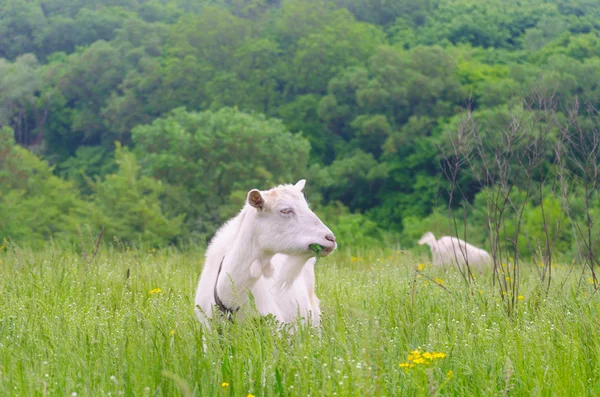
[
  {"x1": 315, "y1": 45, "x2": 465, "y2": 223},
  {"x1": 167, "y1": 7, "x2": 251, "y2": 69},
  {"x1": 289, "y1": 9, "x2": 384, "y2": 95},
  {"x1": 37, "y1": 7, "x2": 134, "y2": 59},
  {"x1": 0, "y1": 0, "x2": 47, "y2": 60},
  {"x1": 58, "y1": 146, "x2": 116, "y2": 194},
  {"x1": 334, "y1": 0, "x2": 432, "y2": 26},
  {"x1": 0, "y1": 127, "x2": 88, "y2": 246},
  {"x1": 0, "y1": 54, "x2": 50, "y2": 146},
  {"x1": 43, "y1": 40, "x2": 132, "y2": 156},
  {"x1": 409, "y1": 0, "x2": 556, "y2": 49},
  {"x1": 132, "y1": 107, "x2": 311, "y2": 238},
  {"x1": 278, "y1": 94, "x2": 330, "y2": 161},
  {"x1": 90, "y1": 144, "x2": 183, "y2": 247},
  {"x1": 312, "y1": 149, "x2": 388, "y2": 211}
]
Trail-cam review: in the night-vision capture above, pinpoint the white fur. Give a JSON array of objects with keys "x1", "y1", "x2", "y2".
[
  {"x1": 418, "y1": 231, "x2": 491, "y2": 270},
  {"x1": 194, "y1": 180, "x2": 336, "y2": 327}
]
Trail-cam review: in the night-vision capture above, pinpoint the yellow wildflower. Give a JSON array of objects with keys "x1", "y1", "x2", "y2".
[
  {"x1": 247, "y1": 394, "x2": 255, "y2": 397},
  {"x1": 434, "y1": 278, "x2": 444, "y2": 285},
  {"x1": 170, "y1": 329, "x2": 175, "y2": 335},
  {"x1": 404, "y1": 349, "x2": 447, "y2": 368},
  {"x1": 417, "y1": 263, "x2": 425, "y2": 271},
  {"x1": 221, "y1": 382, "x2": 229, "y2": 388},
  {"x1": 588, "y1": 278, "x2": 597, "y2": 285},
  {"x1": 505, "y1": 276, "x2": 511, "y2": 282},
  {"x1": 447, "y1": 370, "x2": 453, "y2": 377},
  {"x1": 149, "y1": 288, "x2": 162, "y2": 294},
  {"x1": 408, "y1": 350, "x2": 421, "y2": 361},
  {"x1": 517, "y1": 295, "x2": 524, "y2": 300},
  {"x1": 351, "y1": 256, "x2": 358, "y2": 262}
]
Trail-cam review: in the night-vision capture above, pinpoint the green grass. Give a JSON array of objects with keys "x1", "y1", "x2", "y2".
[{"x1": 1, "y1": 244, "x2": 599, "y2": 396}]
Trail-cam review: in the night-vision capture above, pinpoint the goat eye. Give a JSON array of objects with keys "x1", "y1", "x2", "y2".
[{"x1": 280, "y1": 208, "x2": 294, "y2": 215}]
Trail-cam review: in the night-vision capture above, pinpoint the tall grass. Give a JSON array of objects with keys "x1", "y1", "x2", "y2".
[{"x1": 1, "y1": 244, "x2": 599, "y2": 396}]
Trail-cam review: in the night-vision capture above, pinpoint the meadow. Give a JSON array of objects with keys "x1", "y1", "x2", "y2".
[{"x1": 1, "y1": 243, "x2": 599, "y2": 396}]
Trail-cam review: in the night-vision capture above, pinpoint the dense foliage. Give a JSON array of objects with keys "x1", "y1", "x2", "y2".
[{"x1": 2, "y1": 0, "x2": 600, "y2": 254}]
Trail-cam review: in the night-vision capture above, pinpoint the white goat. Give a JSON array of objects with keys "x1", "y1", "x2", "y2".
[
  {"x1": 194, "y1": 179, "x2": 336, "y2": 328},
  {"x1": 418, "y1": 232, "x2": 491, "y2": 271}
]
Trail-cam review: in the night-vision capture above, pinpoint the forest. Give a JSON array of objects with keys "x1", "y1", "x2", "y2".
[{"x1": 2, "y1": 0, "x2": 600, "y2": 256}]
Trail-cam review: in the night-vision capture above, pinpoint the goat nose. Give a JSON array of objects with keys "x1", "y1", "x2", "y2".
[{"x1": 325, "y1": 233, "x2": 336, "y2": 243}]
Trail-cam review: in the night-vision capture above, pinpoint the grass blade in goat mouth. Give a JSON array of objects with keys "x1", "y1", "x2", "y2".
[{"x1": 310, "y1": 244, "x2": 324, "y2": 256}]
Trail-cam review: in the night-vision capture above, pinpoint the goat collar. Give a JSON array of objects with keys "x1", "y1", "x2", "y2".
[{"x1": 213, "y1": 256, "x2": 239, "y2": 322}]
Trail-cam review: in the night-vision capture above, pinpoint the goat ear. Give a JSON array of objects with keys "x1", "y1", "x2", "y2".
[
  {"x1": 294, "y1": 179, "x2": 306, "y2": 191},
  {"x1": 247, "y1": 189, "x2": 265, "y2": 210}
]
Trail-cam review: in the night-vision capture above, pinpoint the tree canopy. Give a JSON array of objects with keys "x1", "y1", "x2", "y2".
[{"x1": 2, "y1": 0, "x2": 600, "y2": 254}]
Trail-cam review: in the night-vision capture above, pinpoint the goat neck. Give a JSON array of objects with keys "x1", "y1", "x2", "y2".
[{"x1": 214, "y1": 208, "x2": 272, "y2": 310}]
